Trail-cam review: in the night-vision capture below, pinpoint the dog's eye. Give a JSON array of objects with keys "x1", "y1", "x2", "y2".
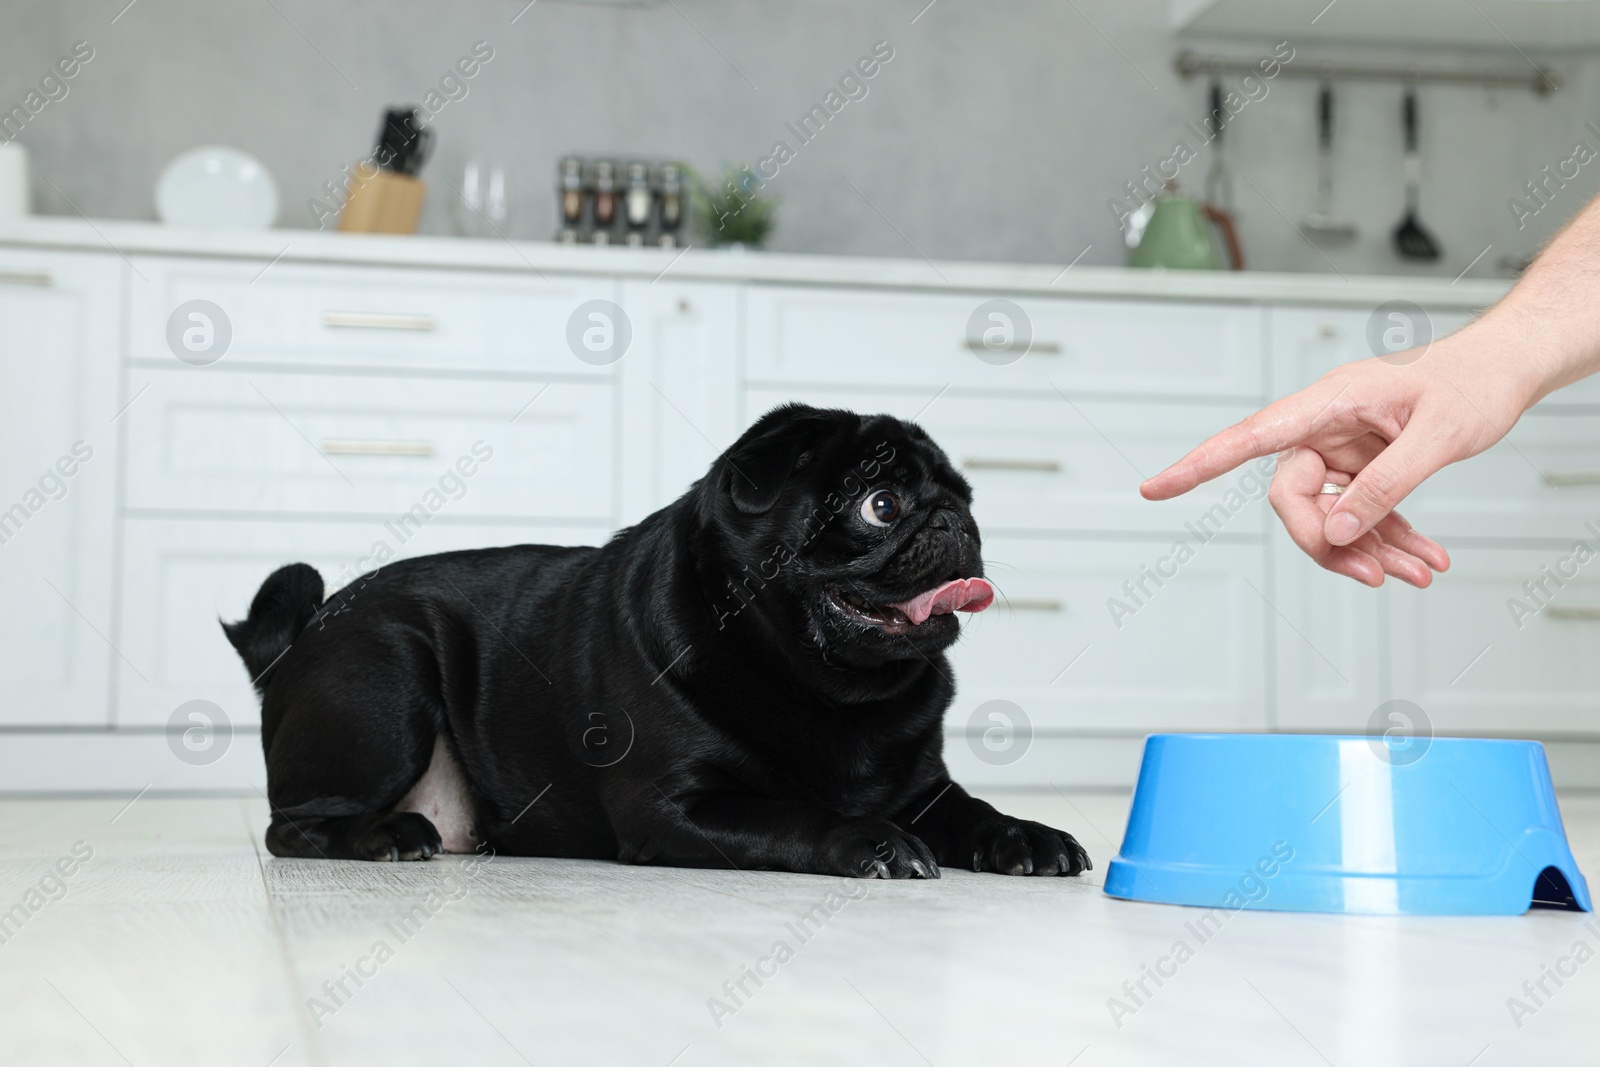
[{"x1": 861, "y1": 490, "x2": 900, "y2": 527}]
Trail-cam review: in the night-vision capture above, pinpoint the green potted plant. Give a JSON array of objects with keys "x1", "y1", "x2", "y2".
[{"x1": 688, "y1": 163, "x2": 776, "y2": 249}]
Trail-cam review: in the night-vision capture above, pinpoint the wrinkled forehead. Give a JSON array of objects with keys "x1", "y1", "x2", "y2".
[{"x1": 819, "y1": 419, "x2": 963, "y2": 496}]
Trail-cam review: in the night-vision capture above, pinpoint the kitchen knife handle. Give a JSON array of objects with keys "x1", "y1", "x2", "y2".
[{"x1": 409, "y1": 123, "x2": 434, "y2": 176}]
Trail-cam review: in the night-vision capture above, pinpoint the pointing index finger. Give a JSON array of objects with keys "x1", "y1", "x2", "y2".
[{"x1": 1139, "y1": 384, "x2": 1340, "y2": 501}]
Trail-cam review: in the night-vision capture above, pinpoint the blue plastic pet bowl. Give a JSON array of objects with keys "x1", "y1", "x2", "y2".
[{"x1": 1104, "y1": 734, "x2": 1591, "y2": 915}]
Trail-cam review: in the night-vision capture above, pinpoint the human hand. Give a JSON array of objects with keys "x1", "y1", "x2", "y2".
[{"x1": 1139, "y1": 333, "x2": 1544, "y2": 587}]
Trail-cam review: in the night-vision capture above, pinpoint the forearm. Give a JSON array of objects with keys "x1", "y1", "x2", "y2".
[{"x1": 1474, "y1": 192, "x2": 1600, "y2": 404}]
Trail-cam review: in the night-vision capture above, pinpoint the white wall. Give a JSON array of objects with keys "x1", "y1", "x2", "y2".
[{"x1": 3, "y1": 0, "x2": 1600, "y2": 278}]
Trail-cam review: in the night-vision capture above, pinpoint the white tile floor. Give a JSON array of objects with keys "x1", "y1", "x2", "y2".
[{"x1": 0, "y1": 789, "x2": 1595, "y2": 1067}]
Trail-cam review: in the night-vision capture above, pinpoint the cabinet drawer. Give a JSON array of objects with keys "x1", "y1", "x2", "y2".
[
  {"x1": 115, "y1": 518, "x2": 611, "y2": 727},
  {"x1": 125, "y1": 370, "x2": 614, "y2": 521},
  {"x1": 747, "y1": 285, "x2": 1264, "y2": 398},
  {"x1": 950, "y1": 537, "x2": 1267, "y2": 733},
  {"x1": 130, "y1": 257, "x2": 616, "y2": 376},
  {"x1": 746, "y1": 387, "x2": 1266, "y2": 536},
  {"x1": 1390, "y1": 545, "x2": 1600, "y2": 735},
  {"x1": 1405, "y1": 410, "x2": 1600, "y2": 540}
]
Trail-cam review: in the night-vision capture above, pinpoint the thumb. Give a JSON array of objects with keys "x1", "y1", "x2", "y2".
[{"x1": 1324, "y1": 426, "x2": 1450, "y2": 546}]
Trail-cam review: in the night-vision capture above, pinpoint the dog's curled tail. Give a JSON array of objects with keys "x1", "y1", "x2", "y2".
[{"x1": 222, "y1": 563, "x2": 325, "y2": 693}]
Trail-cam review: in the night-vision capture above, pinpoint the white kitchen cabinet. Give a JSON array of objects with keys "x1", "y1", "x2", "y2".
[
  {"x1": 954, "y1": 536, "x2": 1268, "y2": 733},
  {"x1": 0, "y1": 251, "x2": 121, "y2": 726},
  {"x1": 747, "y1": 285, "x2": 1265, "y2": 400},
  {"x1": 123, "y1": 368, "x2": 615, "y2": 522},
  {"x1": 616, "y1": 280, "x2": 741, "y2": 524},
  {"x1": 114, "y1": 518, "x2": 610, "y2": 727},
  {"x1": 1269, "y1": 529, "x2": 1388, "y2": 731},
  {"x1": 1389, "y1": 545, "x2": 1600, "y2": 734}
]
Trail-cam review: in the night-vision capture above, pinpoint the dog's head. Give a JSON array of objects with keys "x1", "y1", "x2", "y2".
[{"x1": 697, "y1": 403, "x2": 992, "y2": 669}]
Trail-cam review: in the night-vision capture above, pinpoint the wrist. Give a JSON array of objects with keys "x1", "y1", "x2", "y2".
[
  {"x1": 1473, "y1": 253, "x2": 1600, "y2": 405},
  {"x1": 1448, "y1": 309, "x2": 1565, "y2": 414}
]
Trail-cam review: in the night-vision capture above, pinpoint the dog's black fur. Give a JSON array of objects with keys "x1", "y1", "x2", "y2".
[{"x1": 225, "y1": 403, "x2": 1089, "y2": 879}]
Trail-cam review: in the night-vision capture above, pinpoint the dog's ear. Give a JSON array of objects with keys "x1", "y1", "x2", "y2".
[{"x1": 723, "y1": 405, "x2": 841, "y2": 515}]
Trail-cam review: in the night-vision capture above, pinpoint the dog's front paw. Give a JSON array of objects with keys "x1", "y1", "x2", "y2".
[
  {"x1": 969, "y1": 816, "x2": 1091, "y2": 876},
  {"x1": 358, "y1": 812, "x2": 444, "y2": 862},
  {"x1": 819, "y1": 819, "x2": 941, "y2": 879}
]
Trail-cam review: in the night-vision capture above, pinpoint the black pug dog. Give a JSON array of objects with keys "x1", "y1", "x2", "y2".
[{"x1": 225, "y1": 403, "x2": 1090, "y2": 879}]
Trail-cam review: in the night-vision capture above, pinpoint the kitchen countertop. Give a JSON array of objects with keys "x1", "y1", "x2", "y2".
[{"x1": 0, "y1": 216, "x2": 1510, "y2": 309}]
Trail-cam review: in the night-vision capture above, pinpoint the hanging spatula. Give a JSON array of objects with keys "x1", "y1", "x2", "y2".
[{"x1": 1392, "y1": 87, "x2": 1440, "y2": 261}]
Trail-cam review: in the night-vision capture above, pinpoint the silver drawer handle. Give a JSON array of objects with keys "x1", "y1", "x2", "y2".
[
  {"x1": 323, "y1": 311, "x2": 436, "y2": 331},
  {"x1": 1545, "y1": 605, "x2": 1600, "y2": 621},
  {"x1": 0, "y1": 269, "x2": 52, "y2": 287},
  {"x1": 962, "y1": 457, "x2": 1062, "y2": 473},
  {"x1": 1005, "y1": 598, "x2": 1064, "y2": 613},
  {"x1": 1543, "y1": 470, "x2": 1600, "y2": 487},
  {"x1": 321, "y1": 439, "x2": 435, "y2": 457},
  {"x1": 964, "y1": 339, "x2": 1062, "y2": 355}
]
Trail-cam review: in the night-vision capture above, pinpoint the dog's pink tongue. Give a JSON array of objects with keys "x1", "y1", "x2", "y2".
[{"x1": 888, "y1": 578, "x2": 996, "y2": 626}]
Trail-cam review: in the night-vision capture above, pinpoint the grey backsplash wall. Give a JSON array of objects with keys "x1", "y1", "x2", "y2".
[{"x1": 7, "y1": 0, "x2": 1600, "y2": 277}]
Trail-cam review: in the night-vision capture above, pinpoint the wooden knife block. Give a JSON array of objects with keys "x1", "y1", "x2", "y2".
[{"x1": 337, "y1": 165, "x2": 426, "y2": 235}]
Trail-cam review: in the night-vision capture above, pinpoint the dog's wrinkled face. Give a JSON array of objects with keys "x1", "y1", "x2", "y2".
[{"x1": 705, "y1": 404, "x2": 991, "y2": 668}]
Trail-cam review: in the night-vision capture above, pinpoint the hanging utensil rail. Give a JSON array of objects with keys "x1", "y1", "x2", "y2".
[{"x1": 1173, "y1": 50, "x2": 1560, "y2": 96}]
